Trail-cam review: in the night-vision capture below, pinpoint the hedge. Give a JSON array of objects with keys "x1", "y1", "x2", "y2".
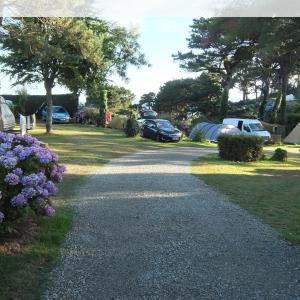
[
  {"x1": 218, "y1": 135, "x2": 264, "y2": 162},
  {"x1": 2, "y1": 94, "x2": 79, "y2": 117}
]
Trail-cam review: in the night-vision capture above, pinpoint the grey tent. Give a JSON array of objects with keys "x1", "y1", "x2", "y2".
[{"x1": 189, "y1": 122, "x2": 240, "y2": 142}]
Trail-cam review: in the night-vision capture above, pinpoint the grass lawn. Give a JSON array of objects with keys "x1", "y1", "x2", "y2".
[
  {"x1": 0, "y1": 123, "x2": 213, "y2": 300},
  {"x1": 192, "y1": 153, "x2": 300, "y2": 243}
]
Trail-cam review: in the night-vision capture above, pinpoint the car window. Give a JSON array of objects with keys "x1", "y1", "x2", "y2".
[
  {"x1": 249, "y1": 123, "x2": 264, "y2": 131},
  {"x1": 53, "y1": 107, "x2": 67, "y2": 113},
  {"x1": 156, "y1": 120, "x2": 174, "y2": 129}
]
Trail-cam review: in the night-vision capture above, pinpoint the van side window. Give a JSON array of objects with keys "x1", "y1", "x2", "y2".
[{"x1": 238, "y1": 121, "x2": 243, "y2": 131}]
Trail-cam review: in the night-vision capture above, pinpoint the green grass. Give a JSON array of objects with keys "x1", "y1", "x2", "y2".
[
  {"x1": 0, "y1": 123, "x2": 213, "y2": 300},
  {"x1": 192, "y1": 154, "x2": 300, "y2": 243}
]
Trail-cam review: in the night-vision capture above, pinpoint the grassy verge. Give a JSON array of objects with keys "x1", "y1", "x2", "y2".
[
  {"x1": 192, "y1": 154, "x2": 300, "y2": 243},
  {"x1": 0, "y1": 123, "x2": 213, "y2": 299}
]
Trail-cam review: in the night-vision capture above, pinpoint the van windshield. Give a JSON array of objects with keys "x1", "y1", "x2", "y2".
[{"x1": 249, "y1": 123, "x2": 265, "y2": 131}]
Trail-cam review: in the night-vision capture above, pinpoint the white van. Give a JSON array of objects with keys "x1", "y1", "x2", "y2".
[
  {"x1": 222, "y1": 118, "x2": 271, "y2": 141},
  {"x1": 0, "y1": 96, "x2": 16, "y2": 131}
]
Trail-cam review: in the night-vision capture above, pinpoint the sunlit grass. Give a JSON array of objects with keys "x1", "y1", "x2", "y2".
[{"x1": 192, "y1": 154, "x2": 300, "y2": 243}]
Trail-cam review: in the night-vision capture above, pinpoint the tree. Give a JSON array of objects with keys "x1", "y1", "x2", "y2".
[
  {"x1": 0, "y1": 17, "x2": 104, "y2": 133},
  {"x1": 154, "y1": 73, "x2": 221, "y2": 120},
  {"x1": 86, "y1": 85, "x2": 135, "y2": 113},
  {"x1": 0, "y1": 17, "x2": 147, "y2": 133},
  {"x1": 139, "y1": 92, "x2": 156, "y2": 109},
  {"x1": 174, "y1": 18, "x2": 258, "y2": 120}
]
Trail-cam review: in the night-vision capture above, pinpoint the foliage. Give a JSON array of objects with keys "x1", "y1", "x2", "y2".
[
  {"x1": 86, "y1": 85, "x2": 135, "y2": 113},
  {"x1": 218, "y1": 135, "x2": 264, "y2": 162},
  {"x1": 271, "y1": 148, "x2": 288, "y2": 162},
  {"x1": 286, "y1": 113, "x2": 300, "y2": 134},
  {"x1": 0, "y1": 132, "x2": 65, "y2": 228},
  {"x1": 139, "y1": 92, "x2": 156, "y2": 109},
  {"x1": 190, "y1": 129, "x2": 205, "y2": 142},
  {"x1": 154, "y1": 73, "x2": 221, "y2": 120},
  {"x1": 124, "y1": 118, "x2": 140, "y2": 137},
  {"x1": 174, "y1": 18, "x2": 259, "y2": 119},
  {"x1": 0, "y1": 17, "x2": 146, "y2": 133}
]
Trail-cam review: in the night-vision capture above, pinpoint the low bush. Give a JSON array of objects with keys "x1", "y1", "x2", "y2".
[
  {"x1": 190, "y1": 129, "x2": 205, "y2": 142},
  {"x1": 218, "y1": 135, "x2": 264, "y2": 162},
  {"x1": 124, "y1": 118, "x2": 140, "y2": 137},
  {"x1": 0, "y1": 132, "x2": 65, "y2": 230},
  {"x1": 271, "y1": 148, "x2": 288, "y2": 162}
]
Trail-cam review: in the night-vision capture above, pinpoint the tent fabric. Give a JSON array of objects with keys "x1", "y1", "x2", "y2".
[
  {"x1": 189, "y1": 122, "x2": 240, "y2": 142},
  {"x1": 284, "y1": 122, "x2": 300, "y2": 144},
  {"x1": 0, "y1": 96, "x2": 16, "y2": 131},
  {"x1": 108, "y1": 115, "x2": 128, "y2": 129}
]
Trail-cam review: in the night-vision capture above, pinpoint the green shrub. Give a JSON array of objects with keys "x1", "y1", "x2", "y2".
[
  {"x1": 271, "y1": 148, "x2": 288, "y2": 162},
  {"x1": 84, "y1": 107, "x2": 99, "y2": 125},
  {"x1": 124, "y1": 118, "x2": 140, "y2": 137},
  {"x1": 191, "y1": 129, "x2": 205, "y2": 142},
  {"x1": 218, "y1": 135, "x2": 264, "y2": 162}
]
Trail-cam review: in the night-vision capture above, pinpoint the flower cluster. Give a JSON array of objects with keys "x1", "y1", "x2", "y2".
[{"x1": 0, "y1": 132, "x2": 65, "y2": 225}]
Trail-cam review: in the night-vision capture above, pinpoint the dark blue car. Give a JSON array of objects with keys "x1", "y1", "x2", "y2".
[{"x1": 42, "y1": 105, "x2": 70, "y2": 123}]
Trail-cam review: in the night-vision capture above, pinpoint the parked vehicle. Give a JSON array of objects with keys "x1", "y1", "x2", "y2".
[
  {"x1": 42, "y1": 105, "x2": 70, "y2": 123},
  {"x1": 0, "y1": 96, "x2": 16, "y2": 131},
  {"x1": 223, "y1": 118, "x2": 271, "y2": 141},
  {"x1": 140, "y1": 119, "x2": 182, "y2": 142},
  {"x1": 138, "y1": 109, "x2": 158, "y2": 120}
]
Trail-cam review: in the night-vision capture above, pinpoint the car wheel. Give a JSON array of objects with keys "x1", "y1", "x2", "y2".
[{"x1": 156, "y1": 134, "x2": 161, "y2": 142}]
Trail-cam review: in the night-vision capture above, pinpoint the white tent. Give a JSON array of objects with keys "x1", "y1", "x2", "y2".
[{"x1": 284, "y1": 123, "x2": 300, "y2": 144}]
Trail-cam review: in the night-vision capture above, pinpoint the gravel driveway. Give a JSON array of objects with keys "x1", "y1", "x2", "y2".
[{"x1": 44, "y1": 147, "x2": 300, "y2": 300}]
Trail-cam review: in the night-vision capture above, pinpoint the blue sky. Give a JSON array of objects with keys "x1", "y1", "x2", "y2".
[{"x1": 0, "y1": 16, "x2": 242, "y2": 103}]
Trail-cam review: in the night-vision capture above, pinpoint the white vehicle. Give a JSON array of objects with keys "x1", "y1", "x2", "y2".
[
  {"x1": 0, "y1": 96, "x2": 16, "y2": 131},
  {"x1": 222, "y1": 118, "x2": 271, "y2": 141}
]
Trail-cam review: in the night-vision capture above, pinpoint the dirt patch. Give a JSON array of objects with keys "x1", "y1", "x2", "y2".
[{"x1": 0, "y1": 217, "x2": 39, "y2": 255}]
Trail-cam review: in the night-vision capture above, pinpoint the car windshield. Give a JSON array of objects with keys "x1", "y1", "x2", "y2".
[
  {"x1": 156, "y1": 120, "x2": 174, "y2": 130},
  {"x1": 53, "y1": 107, "x2": 66, "y2": 113},
  {"x1": 143, "y1": 111, "x2": 157, "y2": 117},
  {"x1": 249, "y1": 123, "x2": 264, "y2": 131}
]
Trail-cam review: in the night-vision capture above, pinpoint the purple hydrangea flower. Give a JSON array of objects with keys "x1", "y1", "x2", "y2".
[
  {"x1": 11, "y1": 194, "x2": 27, "y2": 206},
  {"x1": 13, "y1": 168, "x2": 23, "y2": 176},
  {"x1": 4, "y1": 173, "x2": 20, "y2": 185},
  {"x1": 44, "y1": 206, "x2": 55, "y2": 217},
  {"x1": 0, "y1": 156, "x2": 18, "y2": 169},
  {"x1": 21, "y1": 187, "x2": 37, "y2": 199},
  {"x1": 44, "y1": 181, "x2": 57, "y2": 195},
  {"x1": 21, "y1": 173, "x2": 41, "y2": 187}
]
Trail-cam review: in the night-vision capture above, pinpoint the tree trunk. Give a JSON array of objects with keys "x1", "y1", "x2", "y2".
[
  {"x1": 45, "y1": 82, "x2": 53, "y2": 134},
  {"x1": 220, "y1": 84, "x2": 230, "y2": 121},
  {"x1": 99, "y1": 89, "x2": 108, "y2": 128},
  {"x1": 258, "y1": 82, "x2": 270, "y2": 119},
  {"x1": 279, "y1": 74, "x2": 288, "y2": 125},
  {"x1": 270, "y1": 88, "x2": 282, "y2": 124}
]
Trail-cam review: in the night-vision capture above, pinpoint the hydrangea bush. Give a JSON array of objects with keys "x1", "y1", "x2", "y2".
[{"x1": 0, "y1": 132, "x2": 65, "y2": 227}]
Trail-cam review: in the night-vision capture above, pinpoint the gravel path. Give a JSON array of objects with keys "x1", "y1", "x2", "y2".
[{"x1": 44, "y1": 147, "x2": 300, "y2": 300}]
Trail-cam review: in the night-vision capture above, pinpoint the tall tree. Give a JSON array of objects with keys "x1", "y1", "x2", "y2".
[
  {"x1": 0, "y1": 17, "x2": 104, "y2": 133},
  {"x1": 139, "y1": 92, "x2": 156, "y2": 109},
  {"x1": 174, "y1": 18, "x2": 258, "y2": 120}
]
